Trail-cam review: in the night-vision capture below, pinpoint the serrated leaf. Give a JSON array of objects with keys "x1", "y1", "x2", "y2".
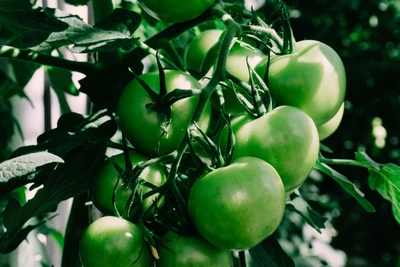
[
  {"x1": 0, "y1": 144, "x2": 105, "y2": 253},
  {"x1": 11, "y1": 110, "x2": 117, "y2": 158},
  {"x1": 0, "y1": 8, "x2": 141, "y2": 52},
  {"x1": 0, "y1": 151, "x2": 63, "y2": 184},
  {"x1": 247, "y1": 236, "x2": 295, "y2": 267},
  {"x1": 314, "y1": 160, "x2": 376, "y2": 213},
  {"x1": 286, "y1": 193, "x2": 327, "y2": 233},
  {"x1": 355, "y1": 152, "x2": 400, "y2": 224}
]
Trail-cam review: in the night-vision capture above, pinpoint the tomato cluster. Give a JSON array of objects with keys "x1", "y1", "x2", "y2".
[{"x1": 79, "y1": 2, "x2": 347, "y2": 266}]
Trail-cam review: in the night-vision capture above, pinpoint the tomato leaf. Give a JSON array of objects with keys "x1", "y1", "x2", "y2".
[
  {"x1": 286, "y1": 193, "x2": 327, "y2": 233},
  {"x1": 0, "y1": 143, "x2": 105, "y2": 253},
  {"x1": 355, "y1": 152, "x2": 400, "y2": 225},
  {"x1": 0, "y1": 152, "x2": 64, "y2": 196},
  {"x1": 0, "y1": 8, "x2": 141, "y2": 52},
  {"x1": 12, "y1": 109, "x2": 117, "y2": 158},
  {"x1": 0, "y1": 0, "x2": 34, "y2": 12},
  {"x1": 246, "y1": 236, "x2": 295, "y2": 267},
  {"x1": 314, "y1": 160, "x2": 376, "y2": 213}
]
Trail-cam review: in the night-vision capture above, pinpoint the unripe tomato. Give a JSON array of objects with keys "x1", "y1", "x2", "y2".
[
  {"x1": 79, "y1": 216, "x2": 153, "y2": 267},
  {"x1": 157, "y1": 231, "x2": 231, "y2": 266},
  {"x1": 255, "y1": 40, "x2": 346, "y2": 126},
  {"x1": 138, "y1": 0, "x2": 215, "y2": 23},
  {"x1": 188, "y1": 157, "x2": 285, "y2": 250},
  {"x1": 185, "y1": 29, "x2": 223, "y2": 73},
  {"x1": 117, "y1": 70, "x2": 211, "y2": 156},
  {"x1": 220, "y1": 106, "x2": 319, "y2": 192},
  {"x1": 90, "y1": 151, "x2": 166, "y2": 216},
  {"x1": 318, "y1": 102, "x2": 345, "y2": 140},
  {"x1": 185, "y1": 29, "x2": 266, "y2": 115}
]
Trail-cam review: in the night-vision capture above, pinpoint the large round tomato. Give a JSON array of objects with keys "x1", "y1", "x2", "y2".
[
  {"x1": 255, "y1": 40, "x2": 346, "y2": 126},
  {"x1": 157, "y1": 231, "x2": 231, "y2": 266},
  {"x1": 318, "y1": 102, "x2": 345, "y2": 141},
  {"x1": 90, "y1": 151, "x2": 166, "y2": 216},
  {"x1": 188, "y1": 157, "x2": 285, "y2": 250},
  {"x1": 117, "y1": 70, "x2": 211, "y2": 156},
  {"x1": 79, "y1": 216, "x2": 153, "y2": 267},
  {"x1": 185, "y1": 29, "x2": 223, "y2": 73},
  {"x1": 220, "y1": 106, "x2": 319, "y2": 192},
  {"x1": 185, "y1": 29, "x2": 266, "y2": 115},
  {"x1": 138, "y1": 0, "x2": 215, "y2": 23}
]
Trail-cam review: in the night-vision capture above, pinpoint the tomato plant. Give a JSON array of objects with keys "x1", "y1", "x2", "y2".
[
  {"x1": 90, "y1": 151, "x2": 166, "y2": 216},
  {"x1": 1, "y1": 0, "x2": 399, "y2": 267},
  {"x1": 255, "y1": 40, "x2": 346, "y2": 126},
  {"x1": 79, "y1": 216, "x2": 153, "y2": 267},
  {"x1": 220, "y1": 106, "x2": 319, "y2": 192},
  {"x1": 138, "y1": 0, "x2": 215, "y2": 23},
  {"x1": 157, "y1": 231, "x2": 231, "y2": 266},
  {"x1": 117, "y1": 70, "x2": 212, "y2": 156},
  {"x1": 188, "y1": 157, "x2": 285, "y2": 250}
]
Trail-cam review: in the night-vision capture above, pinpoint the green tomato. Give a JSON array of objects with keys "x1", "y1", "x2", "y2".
[
  {"x1": 188, "y1": 157, "x2": 285, "y2": 250},
  {"x1": 318, "y1": 102, "x2": 345, "y2": 140},
  {"x1": 220, "y1": 106, "x2": 319, "y2": 192},
  {"x1": 138, "y1": 0, "x2": 215, "y2": 23},
  {"x1": 157, "y1": 231, "x2": 231, "y2": 266},
  {"x1": 90, "y1": 151, "x2": 166, "y2": 216},
  {"x1": 185, "y1": 29, "x2": 223, "y2": 73},
  {"x1": 117, "y1": 70, "x2": 211, "y2": 156},
  {"x1": 255, "y1": 40, "x2": 346, "y2": 126},
  {"x1": 185, "y1": 29, "x2": 266, "y2": 115},
  {"x1": 79, "y1": 216, "x2": 153, "y2": 267}
]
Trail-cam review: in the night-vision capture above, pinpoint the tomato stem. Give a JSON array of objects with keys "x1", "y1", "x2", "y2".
[
  {"x1": 241, "y1": 25, "x2": 284, "y2": 52},
  {"x1": 0, "y1": 45, "x2": 99, "y2": 75}
]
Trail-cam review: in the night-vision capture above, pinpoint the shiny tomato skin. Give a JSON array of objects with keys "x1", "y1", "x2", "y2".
[
  {"x1": 220, "y1": 106, "x2": 319, "y2": 192},
  {"x1": 117, "y1": 70, "x2": 211, "y2": 157},
  {"x1": 79, "y1": 216, "x2": 153, "y2": 267},
  {"x1": 255, "y1": 40, "x2": 346, "y2": 126},
  {"x1": 138, "y1": 0, "x2": 215, "y2": 23},
  {"x1": 90, "y1": 151, "x2": 166, "y2": 216},
  {"x1": 188, "y1": 157, "x2": 285, "y2": 250},
  {"x1": 317, "y1": 102, "x2": 345, "y2": 140},
  {"x1": 157, "y1": 231, "x2": 231, "y2": 266}
]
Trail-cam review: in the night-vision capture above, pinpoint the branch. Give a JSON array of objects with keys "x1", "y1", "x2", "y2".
[{"x1": 0, "y1": 46, "x2": 99, "y2": 75}]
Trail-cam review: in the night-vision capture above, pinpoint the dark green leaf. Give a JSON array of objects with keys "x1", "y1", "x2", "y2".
[
  {"x1": 356, "y1": 152, "x2": 400, "y2": 224},
  {"x1": 0, "y1": 144, "x2": 106, "y2": 253},
  {"x1": 314, "y1": 160, "x2": 376, "y2": 213},
  {"x1": 12, "y1": 109, "x2": 117, "y2": 158},
  {"x1": 79, "y1": 63, "x2": 138, "y2": 110},
  {"x1": 0, "y1": 0, "x2": 35, "y2": 12},
  {"x1": 0, "y1": 70, "x2": 24, "y2": 99},
  {"x1": 0, "y1": 8, "x2": 141, "y2": 53},
  {"x1": 47, "y1": 67, "x2": 79, "y2": 96},
  {"x1": 247, "y1": 236, "x2": 295, "y2": 267},
  {"x1": 1, "y1": 209, "x2": 49, "y2": 254},
  {"x1": 286, "y1": 193, "x2": 327, "y2": 233},
  {"x1": 10, "y1": 60, "x2": 41, "y2": 90},
  {"x1": 0, "y1": 151, "x2": 64, "y2": 184}
]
